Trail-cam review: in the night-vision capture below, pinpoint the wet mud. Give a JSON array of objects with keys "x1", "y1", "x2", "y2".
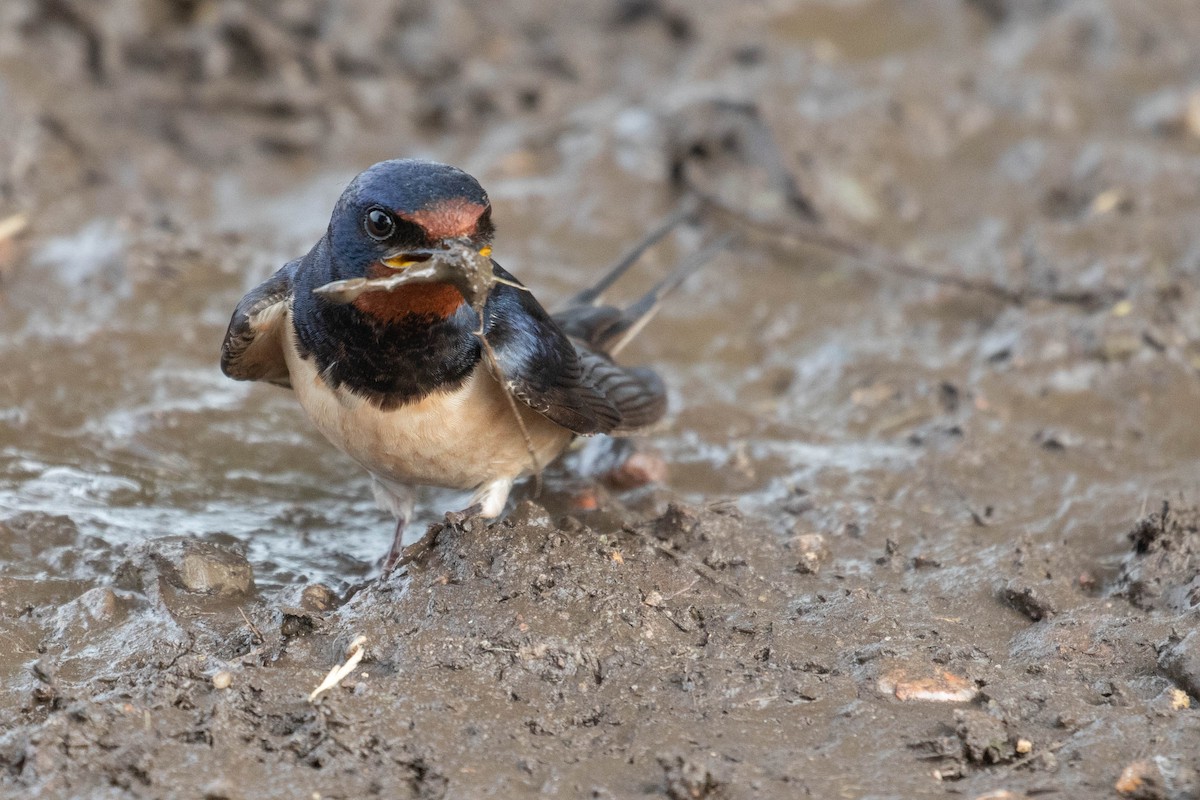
[{"x1": 2, "y1": 0, "x2": 1200, "y2": 797}]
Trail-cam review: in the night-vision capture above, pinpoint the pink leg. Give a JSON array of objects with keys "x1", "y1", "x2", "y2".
[
  {"x1": 382, "y1": 515, "x2": 407, "y2": 573},
  {"x1": 380, "y1": 501, "x2": 490, "y2": 576}
]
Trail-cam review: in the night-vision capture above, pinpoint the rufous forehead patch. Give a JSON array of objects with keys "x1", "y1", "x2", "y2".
[{"x1": 400, "y1": 198, "x2": 487, "y2": 240}]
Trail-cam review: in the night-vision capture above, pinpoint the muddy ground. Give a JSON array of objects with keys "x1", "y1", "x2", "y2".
[{"x1": 2, "y1": 0, "x2": 1200, "y2": 797}]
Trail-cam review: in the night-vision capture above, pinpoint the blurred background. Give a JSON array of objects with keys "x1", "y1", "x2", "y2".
[{"x1": 2, "y1": 0, "x2": 1200, "y2": 587}]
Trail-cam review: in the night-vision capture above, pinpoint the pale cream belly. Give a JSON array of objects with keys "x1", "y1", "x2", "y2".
[{"x1": 282, "y1": 317, "x2": 573, "y2": 491}]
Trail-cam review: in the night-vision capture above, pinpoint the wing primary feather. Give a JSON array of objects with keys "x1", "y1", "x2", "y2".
[
  {"x1": 560, "y1": 233, "x2": 731, "y2": 358},
  {"x1": 567, "y1": 197, "x2": 699, "y2": 308},
  {"x1": 603, "y1": 233, "x2": 732, "y2": 357}
]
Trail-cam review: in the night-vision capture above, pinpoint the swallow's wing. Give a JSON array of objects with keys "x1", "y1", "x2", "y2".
[
  {"x1": 552, "y1": 304, "x2": 625, "y2": 350},
  {"x1": 570, "y1": 346, "x2": 667, "y2": 434},
  {"x1": 486, "y1": 287, "x2": 620, "y2": 435},
  {"x1": 220, "y1": 260, "x2": 298, "y2": 388},
  {"x1": 485, "y1": 269, "x2": 666, "y2": 435}
]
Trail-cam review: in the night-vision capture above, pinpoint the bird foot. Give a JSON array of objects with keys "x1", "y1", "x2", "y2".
[
  {"x1": 384, "y1": 526, "x2": 439, "y2": 573},
  {"x1": 444, "y1": 502, "x2": 483, "y2": 527},
  {"x1": 381, "y1": 503, "x2": 484, "y2": 575}
]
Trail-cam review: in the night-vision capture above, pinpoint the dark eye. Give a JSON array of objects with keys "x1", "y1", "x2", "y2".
[{"x1": 364, "y1": 207, "x2": 395, "y2": 240}]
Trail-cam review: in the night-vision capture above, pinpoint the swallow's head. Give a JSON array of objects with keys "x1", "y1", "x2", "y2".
[{"x1": 326, "y1": 159, "x2": 496, "y2": 321}]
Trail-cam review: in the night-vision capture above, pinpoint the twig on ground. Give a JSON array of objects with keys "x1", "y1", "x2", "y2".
[
  {"x1": 238, "y1": 606, "x2": 264, "y2": 644},
  {"x1": 308, "y1": 635, "x2": 367, "y2": 703},
  {"x1": 686, "y1": 182, "x2": 1122, "y2": 310}
]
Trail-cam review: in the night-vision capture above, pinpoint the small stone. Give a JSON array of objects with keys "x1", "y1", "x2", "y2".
[
  {"x1": 1111, "y1": 299, "x2": 1135, "y2": 317},
  {"x1": 1015, "y1": 738, "x2": 1033, "y2": 754},
  {"x1": 118, "y1": 537, "x2": 255, "y2": 598},
  {"x1": 1090, "y1": 189, "x2": 1129, "y2": 216},
  {"x1": 820, "y1": 169, "x2": 881, "y2": 224},
  {"x1": 792, "y1": 533, "x2": 829, "y2": 575},
  {"x1": 570, "y1": 489, "x2": 600, "y2": 512},
  {"x1": 176, "y1": 546, "x2": 254, "y2": 596},
  {"x1": 1116, "y1": 760, "x2": 1166, "y2": 799},
  {"x1": 601, "y1": 451, "x2": 668, "y2": 490},
  {"x1": 850, "y1": 382, "x2": 897, "y2": 408},
  {"x1": 30, "y1": 658, "x2": 57, "y2": 705},
  {"x1": 877, "y1": 666, "x2": 978, "y2": 703},
  {"x1": 212, "y1": 671, "x2": 233, "y2": 690},
  {"x1": 300, "y1": 584, "x2": 338, "y2": 613}
]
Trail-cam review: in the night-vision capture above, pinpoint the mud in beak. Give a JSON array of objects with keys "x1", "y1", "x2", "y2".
[{"x1": 381, "y1": 244, "x2": 491, "y2": 270}]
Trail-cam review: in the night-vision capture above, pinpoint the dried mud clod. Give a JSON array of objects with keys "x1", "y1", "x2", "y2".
[
  {"x1": 955, "y1": 709, "x2": 1019, "y2": 766},
  {"x1": 1114, "y1": 502, "x2": 1200, "y2": 613},
  {"x1": 907, "y1": 707, "x2": 1035, "y2": 782},
  {"x1": 658, "y1": 754, "x2": 725, "y2": 800},
  {"x1": 114, "y1": 536, "x2": 256, "y2": 601},
  {"x1": 1000, "y1": 580, "x2": 1058, "y2": 622},
  {"x1": 650, "y1": 502, "x2": 703, "y2": 542}
]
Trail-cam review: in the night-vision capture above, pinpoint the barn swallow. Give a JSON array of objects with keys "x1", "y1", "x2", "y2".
[{"x1": 221, "y1": 158, "x2": 712, "y2": 569}]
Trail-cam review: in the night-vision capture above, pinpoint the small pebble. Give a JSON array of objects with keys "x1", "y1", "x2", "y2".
[
  {"x1": 301, "y1": 583, "x2": 338, "y2": 612},
  {"x1": 792, "y1": 533, "x2": 829, "y2": 575},
  {"x1": 601, "y1": 450, "x2": 668, "y2": 490},
  {"x1": 878, "y1": 666, "x2": 978, "y2": 703},
  {"x1": 212, "y1": 671, "x2": 233, "y2": 690},
  {"x1": 1016, "y1": 738, "x2": 1033, "y2": 754},
  {"x1": 119, "y1": 537, "x2": 255, "y2": 598},
  {"x1": 1116, "y1": 759, "x2": 1165, "y2": 798}
]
